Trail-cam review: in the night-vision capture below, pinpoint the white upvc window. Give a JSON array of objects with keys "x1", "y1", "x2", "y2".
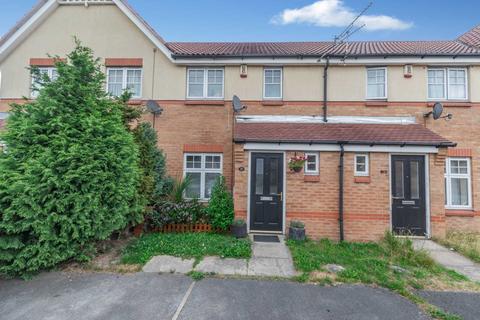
[
  {"x1": 427, "y1": 67, "x2": 467, "y2": 100},
  {"x1": 187, "y1": 68, "x2": 224, "y2": 99},
  {"x1": 445, "y1": 158, "x2": 472, "y2": 209},
  {"x1": 184, "y1": 153, "x2": 223, "y2": 200},
  {"x1": 304, "y1": 152, "x2": 319, "y2": 175},
  {"x1": 31, "y1": 67, "x2": 58, "y2": 98},
  {"x1": 354, "y1": 154, "x2": 369, "y2": 176},
  {"x1": 366, "y1": 67, "x2": 387, "y2": 99},
  {"x1": 106, "y1": 68, "x2": 142, "y2": 98},
  {"x1": 264, "y1": 68, "x2": 282, "y2": 99}
]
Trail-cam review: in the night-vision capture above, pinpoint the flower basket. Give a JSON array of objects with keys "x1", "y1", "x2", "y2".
[{"x1": 288, "y1": 155, "x2": 307, "y2": 173}]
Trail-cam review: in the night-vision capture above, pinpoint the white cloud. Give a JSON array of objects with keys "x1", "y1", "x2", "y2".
[{"x1": 271, "y1": 0, "x2": 413, "y2": 31}]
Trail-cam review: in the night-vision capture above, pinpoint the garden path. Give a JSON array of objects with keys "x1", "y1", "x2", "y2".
[{"x1": 413, "y1": 239, "x2": 480, "y2": 282}]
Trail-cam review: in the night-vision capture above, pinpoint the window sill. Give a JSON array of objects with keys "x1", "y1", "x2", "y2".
[
  {"x1": 445, "y1": 209, "x2": 475, "y2": 217},
  {"x1": 304, "y1": 175, "x2": 320, "y2": 182},
  {"x1": 365, "y1": 100, "x2": 388, "y2": 107},
  {"x1": 354, "y1": 176, "x2": 371, "y2": 183},
  {"x1": 262, "y1": 100, "x2": 284, "y2": 106},
  {"x1": 185, "y1": 100, "x2": 225, "y2": 106},
  {"x1": 427, "y1": 102, "x2": 472, "y2": 108}
]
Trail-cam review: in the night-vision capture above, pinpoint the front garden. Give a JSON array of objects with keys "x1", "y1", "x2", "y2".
[{"x1": 436, "y1": 231, "x2": 480, "y2": 263}]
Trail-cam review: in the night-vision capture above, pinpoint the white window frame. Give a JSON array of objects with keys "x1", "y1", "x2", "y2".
[
  {"x1": 427, "y1": 67, "x2": 468, "y2": 101},
  {"x1": 183, "y1": 153, "x2": 223, "y2": 200},
  {"x1": 354, "y1": 154, "x2": 369, "y2": 176},
  {"x1": 445, "y1": 157, "x2": 472, "y2": 209},
  {"x1": 263, "y1": 67, "x2": 283, "y2": 100},
  {"x1": 106, "y1": 67, "x2": 143, "y2": 99},
  {"x1": 366, "y1": 67, "x2": 387, "y2": 100},
  {"x1": 31, "y1": 67, "x2": 57, "y2": 98},
  {"x1": 186, "y1": 67, "x2": 224, "y2": 100},
  {"x1": 304, "y1": 152, "x2": 319, "y2": 175}
]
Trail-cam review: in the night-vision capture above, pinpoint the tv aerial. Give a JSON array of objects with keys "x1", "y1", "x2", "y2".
[
  {"x1": 232, "y1": 95, "x2": 247, "y2": 113},
  {"x1": 424, "y1": 102, "x2": 453, "y2": 120}
]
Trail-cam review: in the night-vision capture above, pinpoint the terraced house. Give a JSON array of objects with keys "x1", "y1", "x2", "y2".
[{"x1": 1, "y1": 0, "x2": 479, "y2": 241}]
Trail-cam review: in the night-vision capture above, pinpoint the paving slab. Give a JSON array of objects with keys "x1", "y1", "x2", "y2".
[
  {"x1": 252, "y1": 242, "x2": 291, "y2": 259},
  {"x1": 247, "y1": 257, "x2": 297, "y2": 277},
  {"x1": 195, "y1": 256, "x2": 248, "y2": 276},
  {"x1": 0, "y1": 272, "x2": 192, "y2": 320},
  {"x1": 419, "y1": 291, "x2": 480, "y2": 320},
  {"x1": 142, "y1": 255, "x2": 195, "y2": 274},
  {"x1": 413, "y1": 239, "x2": 480, "y2": 282},
  {"x1": 178, "y1": 278, "x2": 429, "y2": 320}
]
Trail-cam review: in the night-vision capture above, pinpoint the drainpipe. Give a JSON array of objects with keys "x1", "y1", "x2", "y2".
[
  {"x1": 338, "y1": 143, "x2": 345, "y2": 241},
  {"x1": 322, "y1": 57, "x2": 330, "y2": 123}
]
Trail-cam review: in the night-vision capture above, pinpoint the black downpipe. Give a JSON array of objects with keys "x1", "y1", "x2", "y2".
[
  {"x1": 322, "y1": 57, "x2": 330, "y2": 123},
  {"x1": 338, "y1": 143, "x2": 345, "y2": 241}
]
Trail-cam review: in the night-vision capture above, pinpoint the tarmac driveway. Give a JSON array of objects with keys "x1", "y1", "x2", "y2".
[{"x1": 0, "y1": 271, "x2": 455, "y2": 320}]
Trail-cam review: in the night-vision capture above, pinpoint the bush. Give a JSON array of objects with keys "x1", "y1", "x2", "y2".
[
  {"x1": 207, "y1": 176, "x2": 234, "y2": 231},
  {"x1": 149, "y1": 199, "x2": 207, "y2": 228},
  {"x1": 0, "y1": 41, "x2": 141, "y2": 277},
  {"x1": 290, "y1": 220, "x2": 305, "y2": 228}
]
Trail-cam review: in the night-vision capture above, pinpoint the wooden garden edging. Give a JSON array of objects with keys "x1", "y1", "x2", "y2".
[{"x1": 134, "y1": 223, "x2": 223, "y2": 237}]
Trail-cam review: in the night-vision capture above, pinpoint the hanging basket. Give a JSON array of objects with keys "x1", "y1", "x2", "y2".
[{"x1": 288, "y1": 155, "x2": 307, "y2": 173}]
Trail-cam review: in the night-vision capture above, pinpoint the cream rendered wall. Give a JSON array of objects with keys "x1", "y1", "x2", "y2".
[
  {"x1": 224, "y1": 65, "x2": 263, "y2": 100},
  {"x1": 0, "y1": 4, "x2": 186, "y2": 100},
  {"x1": 283, "y1": 66, "x2": 323, "y2": 101}
]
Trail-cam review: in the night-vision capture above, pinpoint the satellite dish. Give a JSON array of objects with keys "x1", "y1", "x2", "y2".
[
  {"x1": 432, "y1": 102, "x2": 443, "y2": 120},
  {"x1": 232, "y1": 95, "x2": 247, "y2": 113},
  {"x1": 146, "y1": 100, "x2": 163, "y2": 115}
]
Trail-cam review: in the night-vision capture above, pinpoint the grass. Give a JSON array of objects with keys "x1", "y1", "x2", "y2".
[
  {"x1": 121, "y1": 232, "x2": 251, "y2": 265},
  {"x1": 436, "y1": 231, "x2": 480, "y2": 263},
  {"x1": 287, "y1": 233, "x2": 476, "y2": 320}
]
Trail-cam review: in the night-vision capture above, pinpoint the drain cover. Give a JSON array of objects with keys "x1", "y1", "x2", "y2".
[{"x1": 253, "y1": 235, "x2": 280, "y2": 243}]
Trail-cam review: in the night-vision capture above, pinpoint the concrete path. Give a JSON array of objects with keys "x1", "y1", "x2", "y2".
[
  {"x1": 413, "y1": 239, "x2": 480, "y2": 282},
  {"x1": 0, "y1": 272, "x2": 433, "y2": 320},
  {"x1": 143, "y1": 235, "x2": 297, "y2": 278}
]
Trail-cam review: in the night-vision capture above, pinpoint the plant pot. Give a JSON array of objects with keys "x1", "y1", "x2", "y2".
[
  {"x1": 289, "y1": 226, "x2": 305, "y2": 241},
  {"x1": 290, "y1": 166, "x2": 303, "y2": 173},
  {"x1": 231, "y1": 223, "x2": 247, "y2": 238}
]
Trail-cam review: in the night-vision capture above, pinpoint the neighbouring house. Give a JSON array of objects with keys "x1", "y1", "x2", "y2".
[{"x1": 0, "y1": 0, "x2": 479, "y2": 241}]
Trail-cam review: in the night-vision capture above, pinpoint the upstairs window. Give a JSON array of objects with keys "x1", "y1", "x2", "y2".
[
  {"x1": 354, "y1": 154, "x2": 369, "y2": 176},
  {"x1": 31, "y1": 67, "x2": 58, "y2": 98},
  {"x1": 264, "y1": 68, "x2": 282, "y2": 99},
  {"x1": 106, "y1": 68, "x2": 142, "y2": 98},
  {"x1": 304, "y1": 153, "x2": 319, "y2": 175},
  {"x1": 184, "y1": 153, "x2": 223, "y2": 200},
  {"x1": 366, "y1": 67, "x2": 387, "y2": 99},
  {"x1": 428, "y1": 68, "x2": 467, "y2": 100},
  {"x1": 445, "y1": 158, "x2": 471, "y2": 208},
  {"x1": 187, "y1": 68, "x2": 224, "y2": 99}
]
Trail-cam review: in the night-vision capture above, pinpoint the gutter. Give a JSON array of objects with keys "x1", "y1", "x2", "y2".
[{"x1": 233, "y1": 138, "x2": 456, "y2": 148}]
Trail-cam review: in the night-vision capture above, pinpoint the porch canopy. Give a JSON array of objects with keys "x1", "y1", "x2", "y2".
[{"x1": 234, "y1": 121, "x2": 455, "y2": 148}]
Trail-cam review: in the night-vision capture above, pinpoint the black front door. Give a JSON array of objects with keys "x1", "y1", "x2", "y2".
[
  {"x1": 250, "y1": 153, "x2": 283, "y2": 231},
  {"x1": 391, "y1": 155, "x2": 426, "y2": 236}
]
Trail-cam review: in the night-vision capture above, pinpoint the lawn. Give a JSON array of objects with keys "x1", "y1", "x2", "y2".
[
  {"x1": 121, "y1": 232, "x2": 251, "y2": 265},
  {"x1": 287, "y1": 233, "x2": 478, "y2": 320},
  {"x1": 436, "y1": 231, "x2": 480, "y2": 263}
]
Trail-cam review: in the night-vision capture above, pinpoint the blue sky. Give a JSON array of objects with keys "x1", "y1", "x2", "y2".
[{"x1": 0, "y1": 0, "x2": 479, "y2": 42}]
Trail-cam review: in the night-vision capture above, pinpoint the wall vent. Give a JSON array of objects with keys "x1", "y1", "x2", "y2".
[{"x1": 403, "y1": 64, "x2": 413, "y2": 78}]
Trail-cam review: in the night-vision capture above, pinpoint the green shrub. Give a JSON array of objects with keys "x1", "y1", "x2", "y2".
[
  {"x1": 149, "y1": 199, "x2": 207, "y2": 228},
  {"x1": 207, "y1": 176, "x2": 234, "y2": 231},
  {"x1": 290, "y1": 220, "x2": 305, "y2": 228},
  {"x1": 0, "y1": 41, "x2": 142, "y2": 278},
  {"x1": 232, "y1": 219, "x2": 246, "y2": 227}
]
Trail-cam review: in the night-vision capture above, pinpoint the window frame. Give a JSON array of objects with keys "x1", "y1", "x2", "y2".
[
  {"x1": 183, "y1": 153, "x2": 223, "y2": 200},
  {"x1": 354, "y1": 154, "x2": 369, "y2": 176},
  {"x1": 263, "y1": 67, "x2": 283, "y2": 100},
  {"x1": 366, "y1": 67, "x2": 387, "y2": 100},
  {"x1": 31, "y1": 67, "x2": 57, "y2": 98},
  {"x1": 186, "y1": 67, "x2": 225, "y2": 100},
  {"x1": 427, "y1": 67, "x2": 468, "y2": 101},
  {"x1": 106, "y1": 67, "x2": 143, "y2": 99},
  {"x1": 445, "y1": 157, "x2": 472, "y2": 209},
  {"x1": 304, "y1": 152, "x2": 319, "y2": 175}
]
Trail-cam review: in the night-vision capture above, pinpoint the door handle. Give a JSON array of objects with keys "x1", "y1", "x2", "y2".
[{"x1": 279, "y1": 192, "x2": 283, "y2": 201}]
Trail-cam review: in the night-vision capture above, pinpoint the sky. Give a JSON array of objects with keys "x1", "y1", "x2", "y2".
[{"x1": 0, "y1": 0, "x2": 479, "y2": 42}]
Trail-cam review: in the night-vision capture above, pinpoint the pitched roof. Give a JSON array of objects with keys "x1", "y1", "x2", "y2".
[
  {"x1": 458, "y1": 25, "x2": 480, "y2": 48},
  {"x1": 234, "y1": 122, "x2": 454, "y2": 147}
]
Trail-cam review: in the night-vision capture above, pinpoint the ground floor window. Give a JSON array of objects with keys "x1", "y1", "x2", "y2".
[
  {"x1": 354, "y1": 154, "x2": 369, "y2": 176},
  {"x1": 304, "y1": 152, "x2": 319, "y2": 175},
  {"x1": 445, "y1": 157, "x2": 472, "y2": 208},
  {"x1": 184, "y1": 153, "x2": 222, "y2": 200}
]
